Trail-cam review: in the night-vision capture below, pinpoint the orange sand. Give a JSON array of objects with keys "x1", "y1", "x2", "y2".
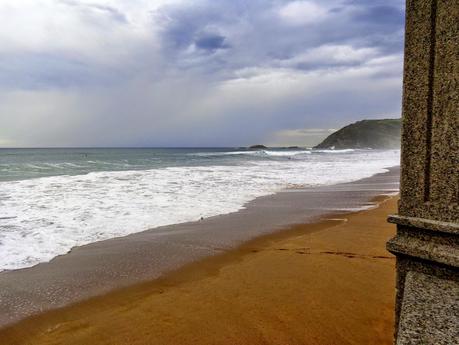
[{"x1": 1, "y1": 196, "x2": 397, "y2": 345}]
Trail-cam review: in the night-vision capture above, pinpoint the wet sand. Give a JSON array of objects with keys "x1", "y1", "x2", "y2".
[
  {"x1": 1, "y1": 194, "x2": 398, "y2": 345},
  {"x1": 0, "y1": 167, "x2": 399, "y2": 334}
]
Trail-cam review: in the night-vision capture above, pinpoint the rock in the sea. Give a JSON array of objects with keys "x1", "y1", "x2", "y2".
[{"x1": 249, "y1": 144, "x2": 268, "y2": 149}]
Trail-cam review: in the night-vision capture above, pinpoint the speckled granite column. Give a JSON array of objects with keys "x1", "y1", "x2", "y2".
[{"x1": 386, "y1": 0, "x2": 458, "y2": 344}]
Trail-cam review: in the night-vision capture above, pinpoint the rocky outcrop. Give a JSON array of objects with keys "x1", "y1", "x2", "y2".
[
  {"x1": 314, "y1": 119, "x2": 401, "y2": 149},
  {"x1": 249, "y1": 145, "x2": 268, "y2": 150}
]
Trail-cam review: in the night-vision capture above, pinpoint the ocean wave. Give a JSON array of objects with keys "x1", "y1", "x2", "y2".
[
  {"x1": 0, "y1": 150, "x2": 400, "y2": 271},
  {"x1": 312, "y1": 149, "x2": 356, "y2": 153},
  {"x1": 260, "y1": 150, "x2": 311, "y2": 157},
  {"x1": 190, "y1": 149, "x2": 311, "y2": 158},
  {"x1": 25, "y1": 164, "x2": 52, "y2": 170}
]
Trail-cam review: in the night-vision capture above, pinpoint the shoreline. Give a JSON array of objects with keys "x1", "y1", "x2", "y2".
[
  {"x1": 1, "y1": 193, "x2": 398, "y2": 344},
  {"x1": 0, "y1": 167, "x2": 400, "y2": 329}
]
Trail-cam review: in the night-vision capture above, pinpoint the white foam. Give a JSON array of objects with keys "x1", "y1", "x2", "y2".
[
  {"x1": 261, "y1": 150, "x2": 311, "y2": 156},
  {"x1": 190, "y1": 149, "x2": 311, "y2": 157},
  {"x1": 0, "y1": 150, "x2": 400, "y2": 270},
  {"x1": 312, "y1": 149, "x2": 356, "y2": 153}
]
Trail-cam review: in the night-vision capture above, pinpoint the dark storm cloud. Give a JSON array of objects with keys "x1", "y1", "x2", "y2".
[
  {"x1": 194, "y1": 34, "x2": 229, "y2": 51},
  {"x1": 0, "y1": 0, "x2": 405, "y2": 147},
  {"x1": 153, "y1": 0, "x2": 404, "y2": 73},
  {"x1": 1, "y1": 0, "x2": 406, "y2": 88},
  {"x1": 353, "y1": 5, "x2": 405, "y2": 25}
]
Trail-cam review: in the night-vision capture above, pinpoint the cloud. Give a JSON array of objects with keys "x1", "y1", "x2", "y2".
[
  {"x1": 278, "y1": 44, "x2": 379, "y2": 70},
  {"x1": 278, "y1": 1, "x2": 329, "y2": 26},
  {"x1": 267, "y1": 128, "x2": 337, "y2": 147},
  {"x1": 194, "y1": 33, "x2": 229, "y2": 51},
  {"x1": 0, "y1": 0, "x2": 405, "y2": 147},
  {"x1": 352, "y1": 4, "x2": 405, "y2": 26},
  {"x1": 60, "y1": 1, "x2": 129, "y2": 24}
]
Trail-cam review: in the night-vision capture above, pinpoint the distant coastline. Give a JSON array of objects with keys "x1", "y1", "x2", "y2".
[{"x1": 314, "y1": 118, "x2": 401, "y2": 149}]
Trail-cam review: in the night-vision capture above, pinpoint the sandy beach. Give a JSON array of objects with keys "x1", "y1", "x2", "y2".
[{"x1": 1, "y1": 191, "x2": 397, "y2": 344}]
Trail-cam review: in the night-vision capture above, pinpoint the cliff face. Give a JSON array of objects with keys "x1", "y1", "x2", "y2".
[{"x1": 314, "y1": 119, "x2": 401, "y2": 149}]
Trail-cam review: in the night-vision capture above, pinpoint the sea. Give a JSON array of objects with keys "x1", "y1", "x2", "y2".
[{"x1": 0, "y1": 148, "x2": 400, "y2": 271}]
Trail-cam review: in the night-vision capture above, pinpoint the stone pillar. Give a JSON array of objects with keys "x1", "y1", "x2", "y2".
[{"x1": 386, "y1": 0, "x2": 458, "y2": 344}]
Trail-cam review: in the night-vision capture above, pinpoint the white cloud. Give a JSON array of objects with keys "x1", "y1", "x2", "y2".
[
  {"x1": 281, "y1": 44, "x2": 379, "y2": 67},
  {"x1": 0, "y1": 0, "x2": 185, "y2": 64},
  {"x1": 278, "y1": 1, "x2": 329, "y2": 26}
]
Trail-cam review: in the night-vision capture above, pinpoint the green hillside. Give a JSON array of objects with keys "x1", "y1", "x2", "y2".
[{"x1": 314, "y1": 119, "x2": 401, "y2": 149}]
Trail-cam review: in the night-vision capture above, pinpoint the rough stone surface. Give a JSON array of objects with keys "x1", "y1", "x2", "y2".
[
  {"x1": 398, "y1": 0, "x2": 458, "y2": 223},
  {"x1": 396, "y1": 271, "x2": 459, "y2": 345},
  {"x1": 387, "y1": 0, "x2": 458, "y2": 344},
  {"x1": 388, "y1": 215, "x2": 459, "y2": 234},
  {"x1": 387, "y1": 224, "x2": 459, "y2": 267}
]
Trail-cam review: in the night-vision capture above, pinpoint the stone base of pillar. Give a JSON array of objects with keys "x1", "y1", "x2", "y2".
[{"x1": 387, "y1": 215, "x2": 459, "y2": 345}]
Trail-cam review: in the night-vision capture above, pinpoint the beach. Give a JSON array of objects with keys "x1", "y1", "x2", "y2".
[
  {"x1": 0, "y1": 193, "x2": 397, "y2": 345},
  {"x1": 0, "y1": 168, "x2": 399, "y2": 344}
]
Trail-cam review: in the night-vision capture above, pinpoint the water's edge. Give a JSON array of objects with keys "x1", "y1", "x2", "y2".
[
  {"x1": 0, "y1": 166, "x2": 400, "y2": 327},
  {"x1": 0, "y1": 149, "x2": 400, "y2": 271}
]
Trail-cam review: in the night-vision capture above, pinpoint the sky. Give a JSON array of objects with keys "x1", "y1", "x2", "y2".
[{"x1": 0, "y1": 0, "x2": 405, "y2": 147}]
